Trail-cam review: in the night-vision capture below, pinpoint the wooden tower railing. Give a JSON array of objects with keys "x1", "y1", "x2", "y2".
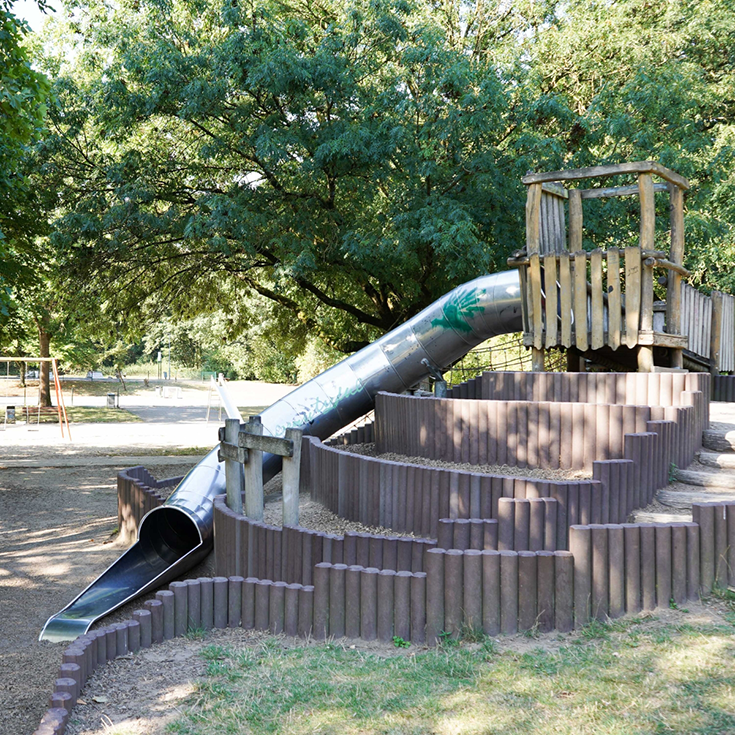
[{"x1": 510, "y1": 161, "x2": 691, "y2": 373}]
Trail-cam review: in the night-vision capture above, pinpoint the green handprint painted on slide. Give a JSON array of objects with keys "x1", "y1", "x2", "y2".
[{"x1": 431, "y1": 287, "x2": 486, "y2": 333}]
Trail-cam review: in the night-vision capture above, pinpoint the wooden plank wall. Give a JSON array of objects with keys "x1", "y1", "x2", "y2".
[
  {"x1": 527, "y1": 247, "x2": 636, "y2": 353},
  {"x1": 539, "y1": 191, "x2": 566, "y2": 254},
  {"x1": 681, "y1": 283, "x2": 712, "y2": 359},
  {"x1": 718, "y1": 293, "x2": 735, "y2": 372}
]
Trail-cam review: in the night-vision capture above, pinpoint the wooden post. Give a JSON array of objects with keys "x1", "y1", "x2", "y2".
[
  {"x1": 244, "y1": 416, "x2": 264, "y2": 521},
  {"x1": 568, "y1": 189, "x2": 583, "y2": 251},
  {"x1": 282, "y1": 427, "x2": 303, "y2": 526},
  {"x1": 638, "y1": 174, "x2": 655, "y2": 371},
  {"x1": 590, "y1": 249, "x2": 604, "y2": 350},
  {"x1": 224, "y1": 418, "x2": 243, "y2": 514},
  {"x1": 667, "y1": 183, "x2": 685, "y2": 368},
  {"x1": 710, "y1": 291, "x2": 724, "y2": 375},
  {"x1": 532, "y1": 348, "x2": 545, "y2": 372},
  {"x1": 526, "y1": 183, "x2": 545, "y2": 369},
  {"x1": 526, "y1": 183, "x2": 542, "y2": 254},
  {"x1": 544, "y1": 253, "x2": 558, "y2": 348},
  {"x1": 606, "y1": 248, "x2": 622, "y2": 350},
  {"x1": 573, "y1": 250, "x2": 588, "y2": 352}
]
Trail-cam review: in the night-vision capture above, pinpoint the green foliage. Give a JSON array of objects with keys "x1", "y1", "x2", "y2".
[
  {"x1": 7, "y1": 0, "x2": 735, "y2": 366},
  {"x1": 669, "y1": 462, "x2": 678, "y2": 483},
  {"x1": 392, "y1": 635, "x2": 410, "y2": 648},
  {"x1": 35, "y1": 0, "x2": 541, "y2": 354},
  {"x1": 0, "y1": 1, "x2": 50, "y2": 313}
]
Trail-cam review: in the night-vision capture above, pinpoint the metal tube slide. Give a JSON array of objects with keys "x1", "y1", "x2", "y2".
[{"x1": 40, "y1": 270, "x2": 522, "y2": 641}]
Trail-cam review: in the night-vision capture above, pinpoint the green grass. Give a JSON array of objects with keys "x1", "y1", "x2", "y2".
[
  {"x1": 103, "y1": 446, "x2": 210, "y2": 456},
  {"x1": 166, "y1": 614, "x2": 735, "y2": 735},
  {"x1": 0, "y1": 406, "x2": 142, "y2": 423}
]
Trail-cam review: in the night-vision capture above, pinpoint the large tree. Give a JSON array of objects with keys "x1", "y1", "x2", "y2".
[
  {"x1": 42, "y1": 0, "x2": 554, "y2": 352},
  {"x1": 0, "y1": 0, "x2": 53, "y2": 399},
  {"x1": 35, "y1": 0, "x2": 735, "y2": 359}
]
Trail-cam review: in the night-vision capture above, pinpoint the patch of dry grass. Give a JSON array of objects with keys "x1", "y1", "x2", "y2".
[{"x1": 167, "y1": 607, "x2": 735, "y2": 735}]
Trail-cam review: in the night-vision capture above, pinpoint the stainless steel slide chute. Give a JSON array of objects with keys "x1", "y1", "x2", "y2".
[{"x1": 40, "y1": 269, "x2": 522, "y2": 641}]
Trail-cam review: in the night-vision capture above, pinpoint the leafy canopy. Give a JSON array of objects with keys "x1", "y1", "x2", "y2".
[{"x1": 22, "y1": 0, "x2": 735, "y2": 360}]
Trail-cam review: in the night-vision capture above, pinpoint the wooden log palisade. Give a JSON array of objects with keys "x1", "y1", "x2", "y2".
[{"x1": 513, "y1": 161, "x2": 702, "y2": 373}]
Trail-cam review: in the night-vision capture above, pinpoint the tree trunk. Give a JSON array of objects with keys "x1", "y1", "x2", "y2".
[{"x1": 39, "y1": 326, "x2": 52, "y2": 408}]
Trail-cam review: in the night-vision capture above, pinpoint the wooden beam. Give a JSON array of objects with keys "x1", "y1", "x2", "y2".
[
  {"x1": 530, "y1": 252, "x2": 544, "y2": 350},
  {"x1": 541, "y1": 182, "x2": 568, "y2": 199},
  {"x1": 638, "y1": 346, "x2": 654, "y2": 372},
  {"x1": 239, "y1": 430, "x2": 294, "y2": 457},
  {"x1": 573, "y1": 250, "x2": 589, "y2": 352},
  {"x1": 532, "y1": 347, "x2": 545, "y2": 372},
  {"x1": 243, "y1": 416, "x2": 264, "y2": 521},
  {"x1": 544, "y1": 253, "x2": 558, "y2": 348},
  {"x1": 650, "y1": 258, "x2": 690, "y2": 277},
  {"x1": 666, "y1": 183, "x2": 685, "y2": 337},
  {"x1": 0, "y1": 356, "x2": 59, "y2": 362},
  {"x1": 282, "y1": 427, "x2": 303, "y2": 527},
  {"x1": 559, "y1": 252, "x2": 573, "y2": 348},
  {"x1": 579, "y1": 182, "x2": 669, "y2": 200},
  {"x1": 590, "y1": 249, "x2": 604, "y2": 350},
  {"x1": 637, "y1": 331, "x2": 689, "y2": 348},
  {"x1": 568, "y1": 189, "x2": 583, "y2": 251},
  {"x1": 710, "y1": 291, "x2": 724, "y2": 374},
  {"x1": 607, "y1": 248, "x2": 622, "y2": 350},
  {"x1": 224, "y1": 418, "x2": 243, "y2": 513},
  {"x1": 218, "y1": 439, "x2": 249, "y2": 465},
  {"x1": 639, "y1": 173, "x2": 656, "y2": 254},
  {"x1": 639, "y1": 175, "x2": 656, "y2": 373},
  {"x1": 522, "y1": 161, "x2": 690, "y2": 190},
  {"x1": 624, "y1": 247, "x2": 641, "y2": 348}
]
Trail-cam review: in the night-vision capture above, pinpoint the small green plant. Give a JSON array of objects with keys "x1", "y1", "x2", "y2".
[
  {"x1": 481, "y1": 637, "x2": 497, "y2": 656},
  {"x1": 437, "y1": 630, "x2": 457, "y2": 647},
  {"x1": 669, "y1": 462, "x2": 678, "y2": 483},
  {"x1": 392, "y1": 635, "x2": 410, "y2": 648},
  {"x1": 186, "y1": 624, "x2": 207, "y2": 640},
  {"x1": 459, "y1": 623, "x2": 486, "y2": 643}
]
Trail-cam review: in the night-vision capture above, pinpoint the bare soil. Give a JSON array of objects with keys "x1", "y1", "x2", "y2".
[{"x1": 0, "y1": 458, "x2": 199, "y2": 735}]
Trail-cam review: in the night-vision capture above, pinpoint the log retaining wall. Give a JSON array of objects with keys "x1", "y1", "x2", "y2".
[
  {"x1": 375, "y1": 393, "x2": 697, "y2": 472},
  {"x1": 38, "y1": 500, "x2": 735, "y2": 733},
  {"x1": 117, "y1": 467, "x2": 180, "y2": 545}
]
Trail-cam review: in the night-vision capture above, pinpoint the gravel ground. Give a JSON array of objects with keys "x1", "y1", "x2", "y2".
[
  {"x1": 338, "y1": 442, "x2": 592, "y2": 480},
  {"x1": 0, "y1": 458, "x2": 201, "y2": 735}
]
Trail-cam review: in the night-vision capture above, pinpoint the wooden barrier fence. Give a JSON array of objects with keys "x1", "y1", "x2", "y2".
[
  {"x1": 375, "y1": 393, "x2": 695, "y2": 473},
  {"x1": 117, "y1": 467, "x2": 180, "y2": 544},
  {"x1": 446, "y1": 370, "x2": 710, "y2": 436},
  {"x1": 213, "y1": 496, "x2": 735, "y2": 643}
]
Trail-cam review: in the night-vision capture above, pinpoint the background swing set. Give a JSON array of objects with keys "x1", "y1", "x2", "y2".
[{"x1": 0, "y1": 357, "x2": 71, "y2": 439}]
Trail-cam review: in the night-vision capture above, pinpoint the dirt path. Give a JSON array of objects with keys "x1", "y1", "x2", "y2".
[
  {"x1": 0, "y1": 460, "x2": 199, "y2": 735},
  {"x1": 0, "y1": 382, "x2": 299, "y2": 734}
]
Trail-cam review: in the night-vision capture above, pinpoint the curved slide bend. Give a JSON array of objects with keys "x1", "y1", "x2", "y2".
[{"x1": 40, "y1": 270, "x2": 523, "y2": 641}]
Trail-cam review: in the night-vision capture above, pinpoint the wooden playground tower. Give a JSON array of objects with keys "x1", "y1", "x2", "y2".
[{"x1": 509, "y1": 161, "x2": 728, "y2": 374}]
